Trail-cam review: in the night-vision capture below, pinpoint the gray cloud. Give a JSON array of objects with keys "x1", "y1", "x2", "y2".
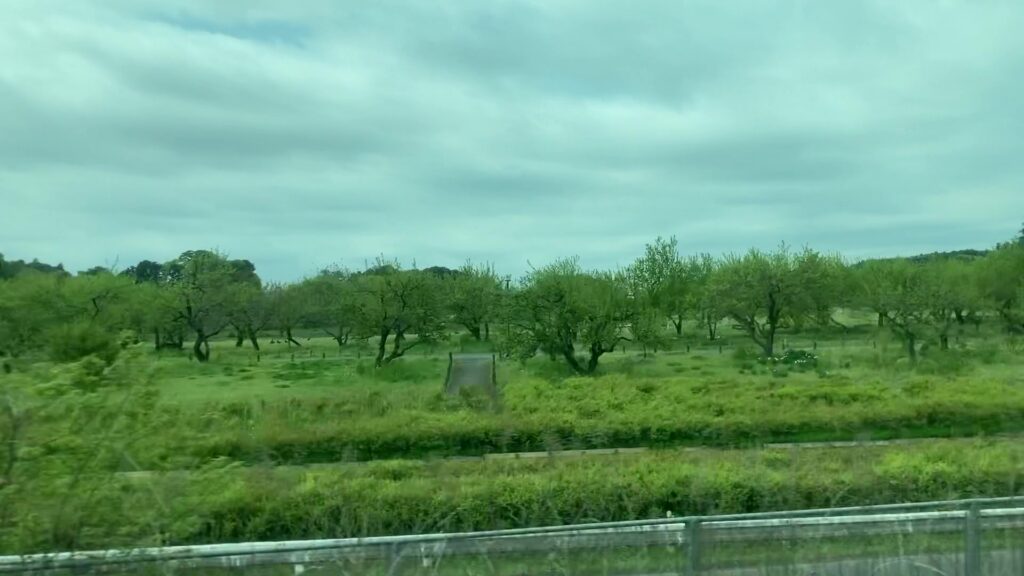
[{"x1": 2, "y1": 0, "x2": 1023, "y2": 280}]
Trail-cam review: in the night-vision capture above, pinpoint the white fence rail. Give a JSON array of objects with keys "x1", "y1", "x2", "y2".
[{"x1": 3, "y1": 497, "x2": 1023, "y2": 575}]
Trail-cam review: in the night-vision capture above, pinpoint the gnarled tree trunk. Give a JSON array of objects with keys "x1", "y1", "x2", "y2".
[
  {"x1": 247, "y1": 329, "x2": 260, "y2": 351},
  {"x1": 193, "y1": 330, "x2": 211, "y2": 362}
]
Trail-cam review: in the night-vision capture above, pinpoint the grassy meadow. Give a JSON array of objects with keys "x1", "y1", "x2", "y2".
[
  {"x1": 2, "y1": 314, "x2": 1024, "y2": 554},
  {"x1": 109, "y1": 319, "x2": 1024, "y2": 467}
]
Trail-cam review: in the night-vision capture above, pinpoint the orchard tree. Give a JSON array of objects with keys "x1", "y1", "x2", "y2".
[
  {"x1": 120, "y1": 280, "x2": 182, "y2": 350},
  {"x1": 266, "y1": 283, "x2": 310, "y2": 347},
  {"x1": 230, "y1": 285, "x2": 271, "y2": 350},
  {"x1": 627, "y1": 237, "x2": 690, "y2": 337},
  {"x1": 120, "y1": 261, "x2": 187, "y2": 350},
  {"x1": 688, "y1": 254, "x2": 722, "y2": 340},
  {"x1": 874, "y1": 261, "x2": 933, "y2": 361},
  {"x1": 45, "y1": 272, "x2": 136, "y2": 363},
  {"x1": 0, "y1": 273, "x2": 67, "y2": 357},
  {"x1": 162, "y1": 250, "x2": 243, "y2": 362},
  {"x1": 448, "y1": 262, "x2": 501, "y2": 341},
  {"x1": 710, "y1": 246, "x2": 844, "y2": 357},
  {"x1": 628, "y1": 307, "x2": 670, "y2": 358},
  {"x1": 510, "y1": 258, "x2": 631, "y2": 375},
  {"x1": 925, "y1": 259, "x2": 983, "y2": 348},
  {"x1": 856, "y1": 258, "x2": 965, "y2": 361},
  {"x1": 979, "y1": 245, "x2": 1024, "y2": 333},
  {"x1": 353, "y1": 263, "x2": 447, "y2": 367},
  {"x1": 0, "y1": 271, "x2": 135, "y2": 361},
  {"x1": 855, "y1": 259, "x2": 899, "y2": 329},
  {"x1": 57, "y1": 271, "x2": 131, "y2": 323},
  {"x1": 304, "y1": 271, "x2": 360, "y2": 348},
  {"x1": 220, "y1": 259, "x2": 266, "y2": 350}
]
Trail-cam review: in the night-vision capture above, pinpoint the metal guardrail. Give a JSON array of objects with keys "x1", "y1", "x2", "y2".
[{"x1": 2, "y1": 496, "x2": 1022, "y2": 575}]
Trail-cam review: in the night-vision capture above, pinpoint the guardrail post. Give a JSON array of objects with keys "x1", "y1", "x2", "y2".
[
  {"x1": 964, "y1": 502, "x2": 981, "y2": 576},
  {"x1": 685, "y1": 518, "x2": 702, "y2": 576}
]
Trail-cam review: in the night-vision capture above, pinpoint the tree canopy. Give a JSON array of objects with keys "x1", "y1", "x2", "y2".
[{"x1": 4, "y1": 224, "x2": 1024, "y2": 370}]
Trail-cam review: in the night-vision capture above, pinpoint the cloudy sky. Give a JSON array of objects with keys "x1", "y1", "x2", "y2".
[{"x1": 2, "y1": 1, "x2": 1023, "y2": 280}]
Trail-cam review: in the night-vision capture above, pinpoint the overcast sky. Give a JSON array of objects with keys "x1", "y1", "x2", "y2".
[{"x1": 2, "y1": 1, "x2": 1023, "y2": 280}]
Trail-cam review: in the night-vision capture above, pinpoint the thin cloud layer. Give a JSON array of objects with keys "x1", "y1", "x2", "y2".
[{"x1": 2, "y1": 0, "x2": 1023, "y2": 279}]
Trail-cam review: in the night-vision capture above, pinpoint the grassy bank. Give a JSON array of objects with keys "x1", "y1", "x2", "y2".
[{"x1": 4, "y1": 438, "x2": 1022, "y2": 554}]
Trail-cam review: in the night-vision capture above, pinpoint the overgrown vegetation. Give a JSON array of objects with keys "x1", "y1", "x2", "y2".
[
  {"x1": 2, "y1": 228, "x2": 1024, "y2": 556},
  {"x1": 1, "y1": 437, "x2": 1021, "y2": 553}
]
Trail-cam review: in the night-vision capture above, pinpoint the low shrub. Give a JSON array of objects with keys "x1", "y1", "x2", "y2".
[
  {"x1": 12, "y1": 439, "x2": 1014, "y2": 553},
  {"x1": 47, "y1": 321, "x2": 120, "y2": 365},
  {"x1": 759, "y1": 349, "x2": 818, "y2": 371}
]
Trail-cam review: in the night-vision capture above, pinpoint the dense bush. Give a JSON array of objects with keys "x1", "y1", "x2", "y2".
[{"x1": 47, "y1": 321, "x2": 120, "y2": 364}]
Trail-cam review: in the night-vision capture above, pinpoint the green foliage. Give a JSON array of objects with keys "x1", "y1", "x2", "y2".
[
  {"x1": 509, "y1": 258, "x2": 631, "y2": 374},
  {"x1": 6, "y1": 439, "x2": 1020, "y2": 553},
  {"x1": 0, "y1": 254, "x2": 69, "y2": 279},
  {"x1": 688, "y1": 253, "x2": 723, "y2": 340},
  {"x1": 710, "y1": 246, "x2": 845, "y2": 356},
  {"x1": 627, "y1": 236, "x2": 692, "y2": 336},
  {"x1": 447, "y1": 262, "x2": 502, "y2": 341},
  {"x1": 350, "y1": 262, "x2": 448, "y2": 367},
  {"x1": 157, "y1": 354, "x2": 1024, "y2": 466},
  {"x1": 7, "y1": 237, "x2": 1024, "y2": 557},
  {"x1": 979, "y1": 245, "x2": 1024, "y2": 333},
  {"x1": 47, "y1": 321, "x2": 121, "y2": 365},
  {"x1": 627, "y1": 308, "x2": 671, "y2": 356},
  {"x1": 856, "y1": 259, "x2": 934, "y2": 360},
  {"x1": 0, "y1": 348, "x2": 163, "y2": 552},
  {"x1": 302, "y1": 272, "x2": 359, "y2": 346},
  {"x1": 160, "y1": 250, "x2": 249, "y2": 361},
  {"x1": 0, "y1": 272, "x2": 136, "y2": 359}
]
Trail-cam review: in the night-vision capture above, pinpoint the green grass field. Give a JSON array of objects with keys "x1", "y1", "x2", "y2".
[
  {"x1": 117, "y1": 323, "x2": 1024, "y2": 468},
  {"x1": 3, "y1": 317, "x2": 1024, "y2": 555}
]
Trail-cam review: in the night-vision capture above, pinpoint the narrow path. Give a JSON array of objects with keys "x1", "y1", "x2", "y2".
[{"x1": 117, "y1": 434, "x2": 1022, "y2": 479}]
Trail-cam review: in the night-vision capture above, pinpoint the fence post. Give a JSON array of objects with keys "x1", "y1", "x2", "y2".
[
  {"x1": 444, "y1": 352, "x2": 453, "y2": 392},
  {"x1": 965, "y1": 501, "x2": 982, "y2": 576},
  {"x1": 685, "y1": 518, "x2": 702, "y2": 576}
]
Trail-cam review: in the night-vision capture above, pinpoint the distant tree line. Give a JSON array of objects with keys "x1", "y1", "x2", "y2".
[
  {"x1": 0, "y1": 254, "x2": 69, "y2": 279},
  {"x1": 1, "y1": 224, "x2": 1023, "y2": 373}
]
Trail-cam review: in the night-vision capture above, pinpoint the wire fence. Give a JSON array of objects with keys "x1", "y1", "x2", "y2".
[{"x1": 3, "y1": 497, "x2": 1022, "y2": 575}]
